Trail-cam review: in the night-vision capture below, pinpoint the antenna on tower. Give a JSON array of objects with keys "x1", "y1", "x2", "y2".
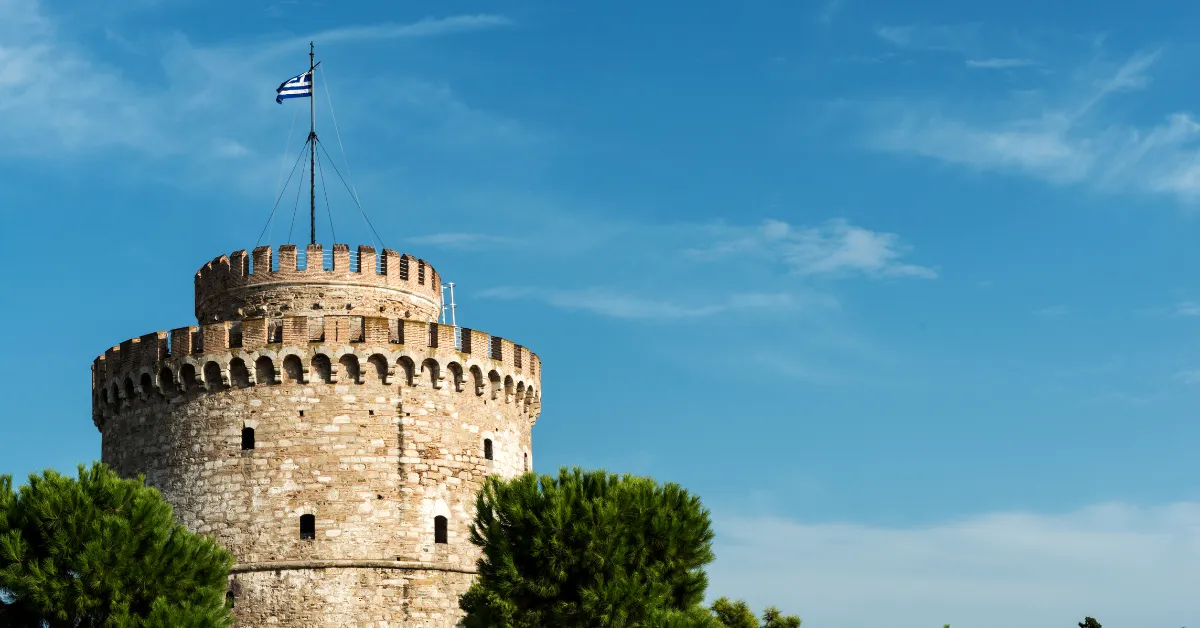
[
  {"x1": 440, "y1": 283, "x2": 461, "y2": 348},
  {"x1": 448, "y1": 282, "x2": 459, "y2": 349}
]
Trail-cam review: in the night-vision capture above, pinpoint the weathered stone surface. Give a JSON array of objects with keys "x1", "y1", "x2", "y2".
[{"x1": 91, "y1": 244, "x2": 542, "y2": 627}]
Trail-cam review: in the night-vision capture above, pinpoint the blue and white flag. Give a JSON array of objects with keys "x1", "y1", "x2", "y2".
[{"x1": 276, "y1": 71, "x2": 313, "y2": 103}]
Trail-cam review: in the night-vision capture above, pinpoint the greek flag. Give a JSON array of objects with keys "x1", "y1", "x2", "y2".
[{"x1": 275, "y1": 71, "x2": 312, "y2": 103}]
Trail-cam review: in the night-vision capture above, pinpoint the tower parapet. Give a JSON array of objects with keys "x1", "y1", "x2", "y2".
[{"x1": 195, "y1": 244, "x2": 443, "y2": 324}]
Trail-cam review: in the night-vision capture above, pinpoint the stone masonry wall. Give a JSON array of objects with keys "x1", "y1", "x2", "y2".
[
  {"x1": 92, "y1": 309, "x2": 540, "y2": 627},
  {"x1": 228, "y1": 567, "x2": 476, "y2": 627}
]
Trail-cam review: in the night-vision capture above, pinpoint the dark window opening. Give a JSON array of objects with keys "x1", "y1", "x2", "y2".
[
  {"x1": 524, "y1": 452, "x2": 529, "y2": 471},
  {"x1": 369, "y1": 410, "x2": 374, "y2": 416},
  {"x1": 226, "y1": 591, "x2": 234, "y2": 608},
  {"x1": 483, "y1": 438, "x2": 493, "y2": 460},
  {"x1": 241, "y1": 427, "x2": 255, "y2": 451},
  {"x1": 434, "y1": 515, "x2": 448, "y2": 544},
  {"x1": 300, "y1": 514, "x2": 315, "y2": 540},
  {"x1": 299, "y1": 410, "x2": 304, "y2": 417}
]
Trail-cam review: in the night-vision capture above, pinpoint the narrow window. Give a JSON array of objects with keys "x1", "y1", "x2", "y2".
[
  {"x1": 434, "y1": 515, "x2": 448, "y2": 544},
  {"x1": 300, "y1": 514, "x2": 315, "y2": 540},
  {"x1": 524, "y1": 452, "x2": 529, "y2": 471},
  {"x1": 483, "y1": 438, "x2": 493, "y2": 460},
  {"x1": 241, "y1": 427, "x2": 255, "y2": 451},
  {"x1": 226, "y1": 591, "x2": 234, "y2": 608}
]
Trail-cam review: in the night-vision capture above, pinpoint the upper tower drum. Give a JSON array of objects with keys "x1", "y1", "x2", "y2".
[{"x1": 194, "y1": 243, "x2": 443, "y2": 324}]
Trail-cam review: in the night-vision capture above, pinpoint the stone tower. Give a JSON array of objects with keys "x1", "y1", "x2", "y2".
[{"x1": 90, "y1": 243, "x2": 541, "y2": 626}]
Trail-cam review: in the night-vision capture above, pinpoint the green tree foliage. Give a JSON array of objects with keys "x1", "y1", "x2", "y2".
[
  {"x1": 0, "y1": 463, "x2": 234, "y2": 627},
  {"x1": 761, "y1": 605, "x2": 801, "y2": 628},
  {"x1": 1079, "y1": 618, "x2": 1101, "y2": 628},
  {"x1": 711, "y1": 597, "x2": 758, "y2": 628},
  {"x1": 707, "y1": 597, "x2": 800, "y2": 628},
  {"x1": 459, "y1": 467, "x2": 716, "y2": 628}
]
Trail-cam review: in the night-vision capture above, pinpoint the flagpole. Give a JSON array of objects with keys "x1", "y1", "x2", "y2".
[{"x1": 308, "y1": 41, "x2": 317, "y2": 246}]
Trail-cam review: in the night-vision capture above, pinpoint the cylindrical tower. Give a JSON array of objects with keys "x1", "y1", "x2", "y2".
[{"x1": 90, "y1": 244, "x2": 542, "y2": 627}]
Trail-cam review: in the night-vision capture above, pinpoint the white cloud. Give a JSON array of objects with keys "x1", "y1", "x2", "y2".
[
  {"x1": 874, "y1": 24, "x2": 979, "y2": 55},
  {"x1": 1174, "y1": 369, "x2": 1200, "y2": 385},
  {"x1": 965, "y1": 57, "x2": 1035, "y2": 69},
  {"x1": 0, "y1": 0, "x2": 515, "y2": 162},
  {"x1": 687, "y1": 218, "x2": 937, "y2": 279},
  {"x1": 261, "y1": 14, "x2": 514, "y2": 58},
  {"x1": 1172, "y1": 301, "x2": 1200, "y2": 317},
  {"x1": 408, "y1": 232, "x2": 522, "y2": 250},
  {"x1": 861, "y1": 49, "x2": 1200, "y2": 203},
  {"x1": 213, "y1": 138, "x2": 251, "y2": 158},
  {"x1": 476, "y1": 286, "x2": 836, "y2": 321},
  {"x1": 708, "y1": 503, "x2": 1200, "y2": 628}
]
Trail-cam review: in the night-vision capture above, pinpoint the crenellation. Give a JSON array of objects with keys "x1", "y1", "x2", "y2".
[
  {"x1": 252, "y1": 246, "x2": 272, "y2": 274},
  {"x1": 332, "y1": 243, "x2": 350, "y2": 271},
  {"x1": 363, "y1": 317, "x2": 389, "y2": 344},
  {"x1": 282, "y1": 316, "x2": 308, "y2": 345},
  {"x1": 170, "y1": 327, "x2": 196, "y2": 358},
  {"x1": 231, "y1": 250, "x2": 250, "y2": 279},
  {"x1": 402, "y1": 320, "x2": 428, "y2": 350},
  {"x1": 357, "y1": 245, "x2": 376, "y2": 276},
  {"x1": 93, "y1": 243, "x2": 543, "y2": 627},
  {"x1": 119, "y1": 338, "x2": 139, "y2": 370},
  {"x1": 195, "y1": 245, "x2": 444, "y2": 323},
  {"x1": 242, "y1": 318, "x2": 269, "y2": 349},
  {"x1": 500, "y1": 337, "x2": 515, "y2": 366},
  {"x1": 203, "y1": 321, "x2": 230, "y2": 354},
  {"x1": 94, "y1": 318, "x2": 540, "y2": 407},
  {"x1": 383, "y1": 249, "x2": 401, "y2": 279},
  {"x1": 437, "y1": 322, "x2": 456, "y2": 350},
  {"x1": 279, "y1": 244, "x2": 298, "y2": 272},
  {"x1": 304, "y1": 243, "x2": 323, "y2": 271}
]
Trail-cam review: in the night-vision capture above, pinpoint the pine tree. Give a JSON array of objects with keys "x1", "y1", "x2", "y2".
[
  {"x1": 0, "y1": 462, "x2": 234, "y2": 627},
  {"x1": 1079, "y1": 618, "x2": 1102, "y2": 628},
  {"x1": 459, "y1": 467, "x2": 716, "y2": 628},
  {"x1": 761, "y1": 605, "x2": 801, "y2": 628},
  {"x1": 711, "y1": 597, "x2": 759, "y2": 628}
]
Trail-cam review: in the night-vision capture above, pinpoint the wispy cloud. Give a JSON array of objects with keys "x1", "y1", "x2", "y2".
[
  {"x1": 1034, "y1": 305, "x2": 1069, "y2": 317},
  {"x1": 1173, "y1": 369, "x2": 1200, "y2": 386},
  {"x1": 264, "y1": 15, "x2": 514, "y2": 57},
  {"x1": 859, "y1": 47, "x2": 1200, "y2": 202},
  {"x1": 0, "y1": 0, "x2": 515, "y2": 165},
  {"x1": 709, "y1": 503, "x2": 1200, "y2": 628},
  {"x1": 1085, "y1": 389, "x2": 1167, "y2": 406},
  {"x1": 476, "y1": 286, "x2": 837, "y2": 321},
  {"x1": 874, "y1": 24, "x2": 980, "y2": 55},
  {"x1": 1173, "y1": 301, "x2": 1200, "y2": 317},
  {"x1": 686, "y1": 219, "x2": 937, "y2": 279},
  {"x1": 965, "y1": 57, "x2": 1035, "y2": 69},
  {"x1": 408, "y1": 232, "x2": 522, "y2": 250},
  {"x1": 817, "y1": 0, "x2": 843, "y2": 26}
]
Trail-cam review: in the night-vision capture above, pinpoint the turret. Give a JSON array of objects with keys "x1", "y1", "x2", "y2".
[
  {"x1": 194, "y1": 244, "x2": 443, "y2": 324},
  {"x1": 91, "y1": 244, "x2": 541, "y2": 627}
]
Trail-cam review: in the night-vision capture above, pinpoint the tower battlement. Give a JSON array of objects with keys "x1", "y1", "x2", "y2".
[
  {"x1": 194, "y1": 244, "x2": 443, "y2": 324},
  {"x1": 91, "y1": 316, "x2": 540, "y2": 429}
]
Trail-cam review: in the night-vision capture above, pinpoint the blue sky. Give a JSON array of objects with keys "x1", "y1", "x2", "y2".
[{"x1": 3, "y1": 0, "x2": 1200, "y2": 625}]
